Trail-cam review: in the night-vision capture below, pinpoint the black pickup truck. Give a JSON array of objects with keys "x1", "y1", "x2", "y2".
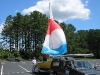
[{"x1": 49, "y1": 56, "x2": 100, "y2": 75}]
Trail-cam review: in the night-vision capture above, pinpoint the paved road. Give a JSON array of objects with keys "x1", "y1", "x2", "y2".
[
  {"x1": 1, "y1": 61, "x2": 49, "y2": 75},
  {"x1": 1, "y1": 60, "x2": 100, "y2": 75}
]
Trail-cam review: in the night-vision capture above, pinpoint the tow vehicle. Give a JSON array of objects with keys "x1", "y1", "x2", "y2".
[{"x1": 34, "y1": 54, "x2": 100, "y2": 75}]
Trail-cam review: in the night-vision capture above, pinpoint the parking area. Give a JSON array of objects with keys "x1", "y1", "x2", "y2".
[
  {"x1": 0, "y1": 60, "x2": 100, "y2": 75},
  {"x1": 88, "y1": 60, "x2": 100, "y2": 69}
]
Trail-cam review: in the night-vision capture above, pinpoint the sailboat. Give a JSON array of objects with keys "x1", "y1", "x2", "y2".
[
  {"x1": 35, "y1": 1, "x2": 94, "y2": 70},
  {"x1": 36, "y1": 2, "x2": 67, "y2": 69}
]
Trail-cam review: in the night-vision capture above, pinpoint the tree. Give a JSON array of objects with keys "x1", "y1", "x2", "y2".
[
  {"x1": 2, "y1": 11, "x2": 48, "y2": 59},
  {"x1": 87, "y1": 29, "x2": 100, "y2": 58},
  {"x1": 75, "y1": 30, "x2": 89, "y2": 54},
  {"x1": 12, "y1": 12, "x2": 23, "y2": 50},
  {"x1": 2, "y1": 15, "x2": 13, "y2": 51}
]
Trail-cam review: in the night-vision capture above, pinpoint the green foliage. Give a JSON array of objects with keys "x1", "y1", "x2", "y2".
[
  {"x1": 1, "y1": 10, "x2": 100, "y2": 59},
  {"x1": 12, "y1": 51, "x2": 20, "y2": 57},
  {"x1": 87, "y1": 29, "x2": 100, "y2": 58},
  {"x1": 0, "y1": 47, "x2": 13, "y2": 59}
]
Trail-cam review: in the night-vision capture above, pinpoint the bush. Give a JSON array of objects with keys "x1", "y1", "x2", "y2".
[{"x1": 13, "y1": 51, "x2": 20, "y2": 58}]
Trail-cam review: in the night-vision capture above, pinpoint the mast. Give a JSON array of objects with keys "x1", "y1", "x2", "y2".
[{"x1": 49, "y1": 2, "x2": 53, "y2": 19}]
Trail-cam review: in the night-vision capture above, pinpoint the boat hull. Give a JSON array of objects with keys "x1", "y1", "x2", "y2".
[{"x1": 36, "y1": 61, "x2": 52, "y2": 69}]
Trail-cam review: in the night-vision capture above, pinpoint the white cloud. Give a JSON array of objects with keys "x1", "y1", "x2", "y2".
[
  {"x1": 22, "y1": 0, "x2": 49, "y2": 15},
  {"x1": 22, "y1": 0, "x2": 90, "y2": 22}
]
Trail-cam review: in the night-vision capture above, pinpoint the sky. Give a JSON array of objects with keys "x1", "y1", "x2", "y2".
[{"x1": 0, "y1": 0, "x2": 100, "y2": 34}]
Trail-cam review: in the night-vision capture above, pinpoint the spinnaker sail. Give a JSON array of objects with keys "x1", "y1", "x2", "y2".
[{"x1": 41, "y1": 2, "x2": 67, "y2": 55}]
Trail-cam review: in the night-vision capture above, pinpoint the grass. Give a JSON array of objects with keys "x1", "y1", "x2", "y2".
[{"x1": 0, "y1": 59, "x2": 6, "y2": 62}]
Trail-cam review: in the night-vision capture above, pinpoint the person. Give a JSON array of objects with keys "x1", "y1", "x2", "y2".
[
  {"x1": 42, "y1": 54, "x2": 47, "y2": 61},
  {"x1": 32, "y1": 57, "x2": 36, "y2": 73}
]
